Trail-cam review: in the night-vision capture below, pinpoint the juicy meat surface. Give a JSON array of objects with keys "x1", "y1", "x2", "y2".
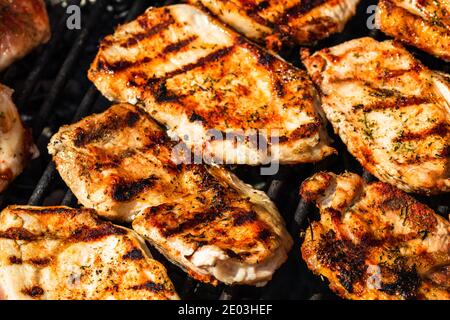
[
  {"x1": 300, "y1": 172, "x2": 450, "y2": 300},
  {"x1": 303, "y1": 37, "x2": 450, "y2": 195},
  {"x1": 0, "y1": 206, "x2": 178, "y2": 300},
  {"x1": 0, "y1": 0, "x2": 50, "y2": 71},
  {"x1": 48, "y1": 103, "x2": 293, "y2": 286},
  {"x1": 0, "y1": 84, "x2": 38, "y2": 192},
  {"x1": 188, "y1": 0, "x2": 360, "y2": 49},
  {"x1": 377, "y1": 0, "x2": 450, "y2": 61},
  {"x1": 88, "y1": 4, "x2": 335, "y2": 165}
]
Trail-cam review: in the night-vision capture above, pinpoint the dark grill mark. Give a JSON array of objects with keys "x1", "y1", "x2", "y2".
[
  {"x1": 123, "y1": 248, "x2": 144, "y2": 260},
  {"x1": 74, "y1": 111, "x2": 140, "y2": 147},
  {"x1": 233, "y1": 211, "x2": 257, "y2": 226},
  {"x1": 189, "y1": 111, "x2": 205, "y2": 122},
  {"x1": 162, "y1": 36, "x2": 197, "y2": 54},
  {"x1": 99, "y1": 59, "x2": 137, "y2": 73},
  {"x1": 378, "y1": 65, "x2": 423, "y2": 79},
  {"x1": 131, "y1": 281, "x2": 164, "y2": 293},
  {"x1": 118, "y1": 15, "x2": 175, "y2": 48},
  {"x1": 258, "y1": 228, "x2": 272, "y2": 242},
  {"x1": 99, "y1": 36, "x2": 198, "y2": 73},
  {"x1": 147, "y1": 46, "x2": 235, "y2": 84},
  {"x1": 149, "y1": 81, "x2": 185, "y2": 104},
  {"x1": 70, "y1": 224, "x2": 127, "y2": 242},
  {"x1": 9, "y1": 256, "x2": 22, "y2": 264},
  {"x1": 12, "y1": 207, "x2": 75, "y2": 215},
  {"x1": 29, "y1": 257, "x2": 51, "y2": 266},
  {"x1": 361, "y1": 96, "x2": 430, "y2": 112},
  {"x1": 284, "y1": 122, "x2": 320, "y2": 141},
  {"x1": 162, "y1": 210, "x2": 221, "y2": 237},
  {"x1": 22, "y1": 286, "x2": 44, "y2": 298},
  {"x1": 224, "y1": 249, "x2": 245, "y2": 260},
  {"x1": 394, "y1": 123, "x2": 448, "y2": 142},
  {"x1": 256, "y1": 50, "x2": 275, "y2": 67},
  {"x1": 278, "y1": 0, "x2": 327, "y2": 24},
  {"x1": 317, "y1": 230, "x2": 369, "y2": 293},
  {"x1": 380, "y1": 266, "x2": 420, "y2": 300},
  {"x1": 244, "y1": 0, "x2": 274, "y2": 28},
  {"x1": 0, "y1": 227, "x2": 38, "y2": 241},
  {"x1": 111, "y1": 176, "x2": 159, "y2": 202}
]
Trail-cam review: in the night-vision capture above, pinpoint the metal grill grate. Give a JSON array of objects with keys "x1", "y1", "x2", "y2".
[{"x1": 0, "y1": 0, "x2": 448, "y2": 300}]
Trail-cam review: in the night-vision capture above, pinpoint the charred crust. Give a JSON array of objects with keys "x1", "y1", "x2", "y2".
[
  {"x1": 146, "y1": 46, "x2": 235, "y2": 84},
  {"x1": 110, "y1": 175, "x2": 159, "y2": 202},
  {"x1": 9, "y1": 256, "x2": 23, "y2": 264},
  {"x1": 70, "y1": 224, "x2": 127, "y2": 242},
  {"x1": 243, "y1": 0, "x2": 274, "y2": 28},
  {"x1": 161, "y1": 210, "x2": 221, "y2": 237},
  {"x1": 119, "y1": 14, "x2": 175, "y2": 48},
  {"x1": 123, "y1": 248, "x2": 144, "y2": 260},
  {"x1": 131, "y1": 281, "x2": 164, "y2": 293},
  {"x1": 224, "y1": 249, "x2": 251, "y2": 261},
  {"x1": 22, "y1": 286, "x2": 44, "y2": 298},
  {"x1": 360, "y1": 96, "x2": 430, "y2": 112},
  {"x1": 379, "y1": 265, "x2": 420, "y2": 300},
  {"x1": 0, "y1": 227, "x2": 38, "y2": 241},
  {"x1": 278, "y1": 0, "x2": 327, "y2": 24},
  {"x1": 233, "y1": 211, "x2": 257, "y2": 226},
  {"x1": 74, "y1": 111, "x2": 141, "y2": 147},
  {"x1": 189, "y1": 111, "x2": 205, "y2": 123},
  {"x1": 11, "y1": 207, "x2": 76, "y2": 215},
  {"x1": 258, "y1": 228, "x2": 272, "y2": 242},
  {"x1": 317, "y1": 230, "x2": 369, "y2": 293},
  {"x1": 374, "y1": 183, "x2": 437, "y2": 232},
  {"x1": 148, "y1": 80, "x2": 184, "y2": 104},
  {"x1": 394, "y1": 123, "x2": 448, "y2": 142}
]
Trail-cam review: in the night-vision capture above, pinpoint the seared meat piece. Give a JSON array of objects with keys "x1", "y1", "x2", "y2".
[
  {"x1": 0, "y1": 84, "x2": 38, "y2": 192},
  {"x1": 188, "y1": 0, "x2": 360, "y2": 49},
  {"x1": 0, "y1": 206, "x2": 178, "y2": 300},
  {"x1": 88, "y1": 4, "x2": 335, "y2": 165},
  {"x1": 0, "y1": 0, "x2": 50, "y2": 71},
  {"x1": 377, "y1": 0, "x2": 450, "y2": 61},
  {"x1": 300, "y1": 172, "x2": 450, "y2": 300},
  {"x1": 48, "y1": 103, "x2": 293, "y2": 286},
  {"x1": 303, "y1": 37, "x2": 450, "y2": 195}
]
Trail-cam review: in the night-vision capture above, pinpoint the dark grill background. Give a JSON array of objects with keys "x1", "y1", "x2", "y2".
[{"x1": 0, "y1": 0, "x2": 448, "y2": 300}]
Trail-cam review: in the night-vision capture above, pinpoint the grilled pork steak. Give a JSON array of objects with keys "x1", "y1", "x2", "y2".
[
  {"x1": 88, "y1": 4, "x2": 335, "y2": 166},
  {"x1": 188, "y1": 0, "x2": 360, "y2": 49},
  {"x1": 301, "y1": 172, "x2": 450, "y2": 300},
  {"x1": 48, "y1": 103, "x2": 293, "y2": 286},
  {"x1": 0, "y1": 0, "x2": 50, "y2": 71},
  {"x1": 303, "y1": 37, "x2": 450, "y2": 194},
  {"x1": 0, "y1": 206, "x2": 178, "y2": 300},
  {"x1": 377, "y1": 0, "x2": 450, "y2": 62},
  {"x1": 0, "y1": 84, "x2": 38, "y2": 192}
]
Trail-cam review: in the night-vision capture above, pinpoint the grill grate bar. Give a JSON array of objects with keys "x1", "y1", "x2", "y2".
[
  {"x1": 61, "y1": 189, "x2": 75, "y2": 206},
  {"x1": 28, "y1": 162, "x2": 56, "y2": 206},
  {"x1": 32, "y1": 0, "x2": 108, "y2": 139},
  {"x1": 16, "y1": 15, "x2": 69, "y2": 110},
  {"x1": 28, "y1": 86, "x2": 99, "y2": 205},
  {"x1": 293, "y1": 198, "x2": 311, "y2": 228}
]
